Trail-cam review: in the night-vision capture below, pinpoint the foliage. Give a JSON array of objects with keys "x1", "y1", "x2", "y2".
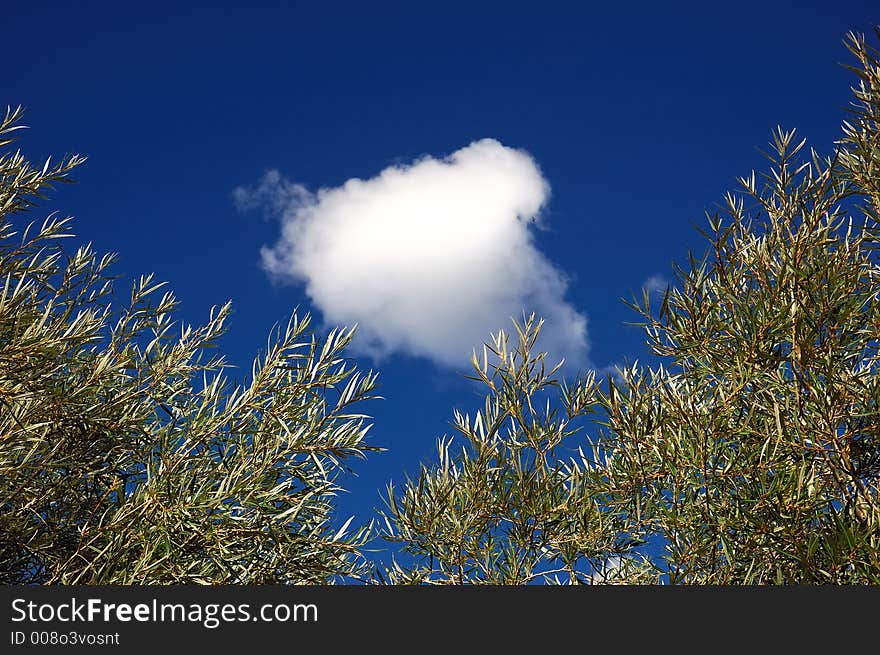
[
  {"x1": 0, "y1": 106, "x2": 379, "y2": 583},
  {"x1": 595, "y1": 30, "x2": 880, "y2": 583},
  {"x1": 379, "y1": 315, "x2": 656, "y2": 584}
]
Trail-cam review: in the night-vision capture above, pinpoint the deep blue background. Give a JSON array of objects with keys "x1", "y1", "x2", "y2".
[{"x1": 6, "y1": 0, "x2": 877, "y2": 566}]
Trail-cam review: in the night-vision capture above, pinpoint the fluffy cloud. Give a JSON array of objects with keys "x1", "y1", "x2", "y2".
[{"x1": 235, "y1": 139, "x2": 589, "y2": 368}]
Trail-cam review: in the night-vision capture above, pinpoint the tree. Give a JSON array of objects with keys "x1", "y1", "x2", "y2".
[
  {"x1": 383, "y1": 31, "x2": 880, "y2": 584},
  {"x1": 0, "y1": 106, "x2": 379, "y2": 584}
]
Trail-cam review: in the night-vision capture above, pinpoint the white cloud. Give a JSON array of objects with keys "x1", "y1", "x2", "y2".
[
  {"x1": 236, "y1": 139, "x2": 589, "y2": 368},
  {"x1": 642, "y1": 275, "x2": 669, "y2": 295}
]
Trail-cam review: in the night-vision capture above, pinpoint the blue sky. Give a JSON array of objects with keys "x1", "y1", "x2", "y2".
[{"x1": 7, "y1": 1, "x2": 877, "y2": 557}]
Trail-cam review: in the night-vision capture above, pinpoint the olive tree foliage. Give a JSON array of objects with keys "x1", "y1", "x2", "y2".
[
  {"x1": 0, "y1": 107, "x2": 379, "y2": 584},
  {"x1": 379, "y1": 315, "x2": 657, "y2": 584},
  {"x1": 382, "y1": 31, "x2": 880, "y2": 584},
  {"x1": 594, "y1": 31, "x2": 880, "y2": 584}
]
